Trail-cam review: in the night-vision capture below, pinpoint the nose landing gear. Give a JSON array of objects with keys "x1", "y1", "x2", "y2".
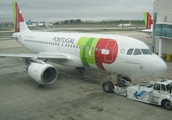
[{"x1": 116, "y1": 75, "x2": 131, "y2": 87}]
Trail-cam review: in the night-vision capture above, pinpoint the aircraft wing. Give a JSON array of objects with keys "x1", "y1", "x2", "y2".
[{"x1": 0, "y1": 53, "x2": 68, "y2": 61}]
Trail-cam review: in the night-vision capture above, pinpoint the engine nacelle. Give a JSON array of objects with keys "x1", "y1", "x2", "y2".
[{"x1": 28, "y1": 62, "x2": 58, "y2": 85}]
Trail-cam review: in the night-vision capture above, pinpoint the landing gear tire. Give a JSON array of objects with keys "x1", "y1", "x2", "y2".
[
  {"x1": 75, "y1": 67, "x2": 85, "y2": 70},
  {"x1": 102, "y1": 81, "x2": 114, "y2": 93},
  {"x1": 76, "y1": 67, "x2": 85, "y2": 74},
  {"x1": 121, "y1": 76, "x2": 131, "y2": 82},
  {"x1": 163, "y1": 100, "x2": 172, "y2": 110},
  {"x1": 117, "y1": 75, "x2": 131, "y2": 87}
]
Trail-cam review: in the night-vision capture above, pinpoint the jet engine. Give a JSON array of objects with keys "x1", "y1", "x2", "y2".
[{"x1": 28, "y1": 62, "x2": 58, "y2": 85}]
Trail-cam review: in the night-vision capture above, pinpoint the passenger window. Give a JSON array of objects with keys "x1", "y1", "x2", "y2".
[
  {"x1": 127, "y1": 48, "x2": 134, "y2": 55},
  {"x1": 153, "y1": 83, "x2": 160, "y2": 90},
  {"x1": 133, "y1": 49, "x2": 142, "y2": 55}
]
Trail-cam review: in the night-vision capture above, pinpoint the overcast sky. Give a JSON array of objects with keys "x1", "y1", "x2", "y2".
[{"x1": 0, "y1": 0, "x2": 155, "y2": 22}]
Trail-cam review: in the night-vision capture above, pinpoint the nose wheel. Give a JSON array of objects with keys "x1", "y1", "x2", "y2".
[{"x1": 102, "y1": 81, "x2": 114, "y2": 93}]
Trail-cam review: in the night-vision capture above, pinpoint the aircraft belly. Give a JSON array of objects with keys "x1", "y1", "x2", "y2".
[
  {"x1": 89, "y1": 64, "x2": 100, "y2": 70},
  {"x1": 122, "y1": 57, "x2": 150, "y2": 77},
  {"x1": 103, "y1": 59, "x2": 122, "y2": 74},
  {"x1": 102, "y1": 55, "x2": 150, "y2": 77}
]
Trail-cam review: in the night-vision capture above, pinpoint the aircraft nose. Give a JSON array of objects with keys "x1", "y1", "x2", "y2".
[{"x1": 151, "y1": 58, "x2": 167, "y2": 76}]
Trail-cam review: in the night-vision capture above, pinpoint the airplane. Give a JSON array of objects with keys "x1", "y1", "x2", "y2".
[
  {"x1": 40, "y1": 22, "x2": 53, "y2": 27},
  {"x1": 0, "y1": 2, "x2": 167, "y2": 86},
  {"x1": 32, "y1": 20, "x2": 53, "y2": 27},
  {"x1": 142, "y1": 12, "x2": 153, "y2": 33},
  {"x1": 27, "y1": 19, "x2": 45, "y2": 27},
  {"x1": 35, "y1": 21, "x2": 44, "y2": 27},
  {"x1": 118, "y1": 21, "x2": 132, "y2": 28},
  {"x1": 27, "y1": 19, "x2": 46, "y2": 27},
  {"x1": 27, "y1": 19, "x2": 36, "y2": 27}
]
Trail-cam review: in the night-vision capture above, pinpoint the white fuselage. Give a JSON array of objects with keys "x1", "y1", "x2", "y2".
[
  {"x1": 118, "y1": 23, "x2": 131, "y2": 28},
  {"x1": 13, "y1": 31, "x2": 167, "y2": 77}
]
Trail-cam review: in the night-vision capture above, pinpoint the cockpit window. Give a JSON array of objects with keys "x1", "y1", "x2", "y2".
[
  {"x1": 127, "y1": 48, "x2": 134, "y2": 55},
  {"x1": 133, "y1": 49, "x2": 142, "y2": 55},
  {"x1": 141, "y1": 49, "x2": 152, "y2": 55}
]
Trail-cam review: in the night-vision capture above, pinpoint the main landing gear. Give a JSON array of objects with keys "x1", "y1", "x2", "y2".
[
  {"x1": 75, "y1": 67, "x2": 85, "y2": 74},
  {"x1": 102, "y1": 74, "x2": 131, "y2": 93}
]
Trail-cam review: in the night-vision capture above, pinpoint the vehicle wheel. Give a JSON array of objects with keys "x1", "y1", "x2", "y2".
[
  {"x1": 163, "y1": 100, "x2": 172, "y2": 110},
  {"x1": 102, "y1": 81, "x2": 114, "y2": 93},
  {"x1": 106, "y1": 81, "x2": 114, "y2": 89}
]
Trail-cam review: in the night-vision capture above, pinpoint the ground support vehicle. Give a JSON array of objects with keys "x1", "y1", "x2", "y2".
[{"x1": 102, "y1": 79, "x2": 172, "y2": 110}]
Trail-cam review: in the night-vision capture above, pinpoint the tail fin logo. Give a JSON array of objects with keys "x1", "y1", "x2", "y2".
[
  {"x1": 144, "y1": 12, "x2": 153, "y2": 29},
  {"x1": 147, "y1": 12, "x2": 153, "y2": 29},
  {"x1": 12, "y1": 2, "x2": 25, "y2": 32}
]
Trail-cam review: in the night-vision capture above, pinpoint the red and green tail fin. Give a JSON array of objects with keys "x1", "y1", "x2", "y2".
[
  {"x1": 143, "y1": 12, "x2": 153, "y2": 29},
  {"x1": 12, "y1": 2, "x2": 30, "y2": 32}
]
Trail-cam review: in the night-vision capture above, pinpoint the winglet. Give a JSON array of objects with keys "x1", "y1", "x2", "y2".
[{"x1": 12, "y1": 2, "x2": 30, "y2": 32}]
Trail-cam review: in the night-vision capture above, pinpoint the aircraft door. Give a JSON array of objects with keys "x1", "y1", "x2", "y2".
[
  {"x1": 152, "y1": 83, "x2": 161, "y2": 103},
  {"x1": 104, "y1": 40, "x2": 117, "y2": 63},
  {"x1": 94, "y1": 38, "x2": 118, "y2": 70}
]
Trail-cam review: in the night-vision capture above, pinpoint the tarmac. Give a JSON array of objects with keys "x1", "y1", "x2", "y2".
[{"x1": 0, "y1": 27, "x2": 172, "y2": 120}]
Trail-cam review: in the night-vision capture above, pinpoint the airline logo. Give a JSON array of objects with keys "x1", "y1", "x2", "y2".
[
  {"x1": 144, "y1": 12, "x2": 153, "y2": 29},
  {"x1": 52, "y1": 37, "x2": 75, "y2": 44},
  {"x1": 12, "y1": 2, "x2": 25, "y2": 32},
  {"x1": 133, "y1": 90, "x2": 147, "y2": 99},
  {"x1": 77, "y1": 37, "x2": 118, "y2": 70}
]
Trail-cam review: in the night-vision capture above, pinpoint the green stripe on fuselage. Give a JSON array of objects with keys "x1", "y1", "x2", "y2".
[{"x1": 77, "y1": 37, "x2": 99, "y2": 66}]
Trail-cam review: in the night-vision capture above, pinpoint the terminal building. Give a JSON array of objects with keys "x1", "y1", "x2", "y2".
[{"x1": 153, "y1": 0, "x2": 172, "y2": 60}]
